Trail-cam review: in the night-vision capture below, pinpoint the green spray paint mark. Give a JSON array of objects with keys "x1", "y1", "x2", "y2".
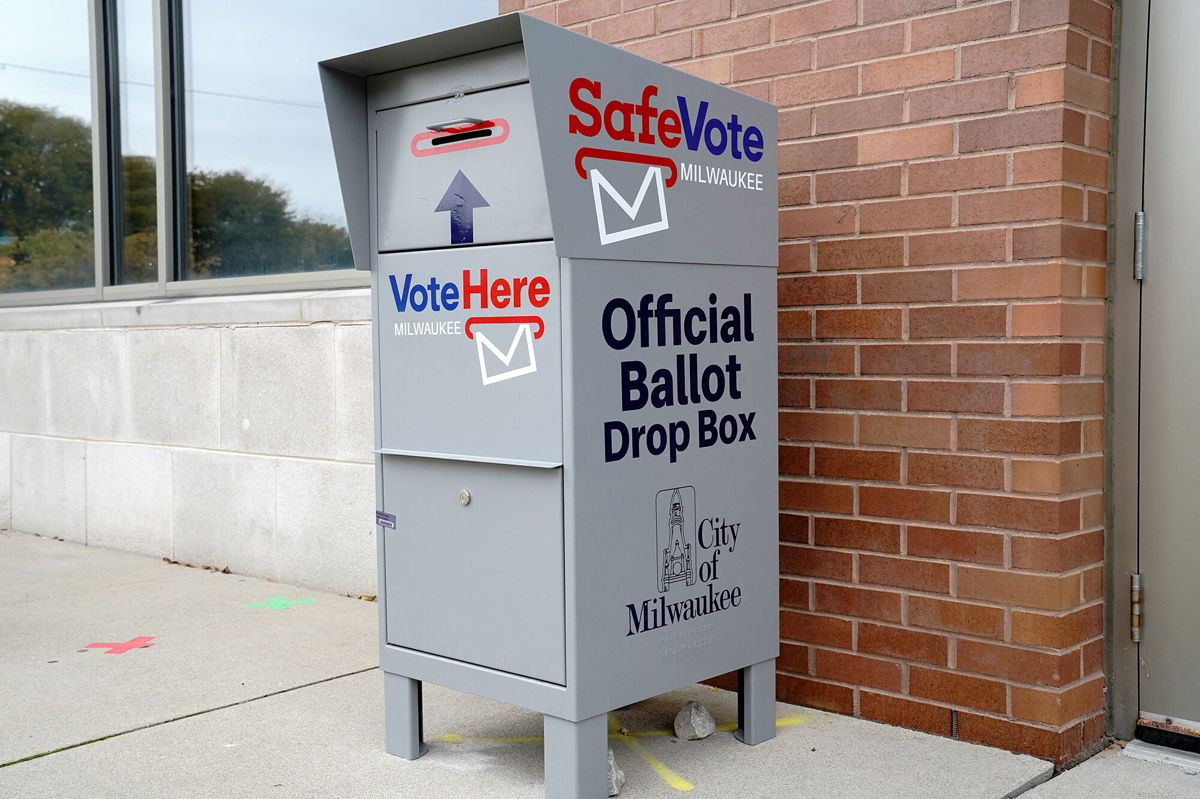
[{"x1": 244, "y1": 597, "x2": 315, "y2": 610}]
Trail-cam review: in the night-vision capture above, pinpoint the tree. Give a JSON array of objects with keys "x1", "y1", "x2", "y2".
[{"x1": 0, "y1": 101, "x2": 93, "y2": 238}]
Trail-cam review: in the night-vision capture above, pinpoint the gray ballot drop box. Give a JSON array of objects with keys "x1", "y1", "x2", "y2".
[{"x1": 321, "y1": 13, "x2": 779, "y2": 798}]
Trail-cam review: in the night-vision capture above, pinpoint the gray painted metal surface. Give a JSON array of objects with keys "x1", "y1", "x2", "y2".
[
  {"x1": 1135, "y1": 0, "x2": 1200, "y2": 731},
  {"x1": 321, "y1": 13, "x2": 778, "y2": 798}
]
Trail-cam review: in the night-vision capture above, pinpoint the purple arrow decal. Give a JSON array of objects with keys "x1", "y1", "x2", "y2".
[{"x1": 435, "y1": 170, "x2": 489, "y2": 244}]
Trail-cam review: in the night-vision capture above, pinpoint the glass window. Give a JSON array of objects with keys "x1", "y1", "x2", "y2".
[
  {"x1": 0, "y1": 0, "x2": 95, "y2": 293},
  {"x1": 179, "y1": 0, "x2": 496, "y2": 280},
  {"x1": 115, "y1": 0, "x2": 159, "y2": 284}
]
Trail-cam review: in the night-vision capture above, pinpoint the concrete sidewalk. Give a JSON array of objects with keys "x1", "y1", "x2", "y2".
[{"x1": 0, "y1": 530, "x2": 1190, "y2": 798}]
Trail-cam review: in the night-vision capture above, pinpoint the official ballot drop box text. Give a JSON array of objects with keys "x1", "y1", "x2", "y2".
[{"x1": 320, "y1": 13, "x2": 779, "y2": 798}]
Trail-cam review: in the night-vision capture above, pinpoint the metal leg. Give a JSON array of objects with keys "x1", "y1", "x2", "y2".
[
  {"x1": 384, "y1": 672, "x2": 426, "y2": 759},
  {"x1": 543, "y1": 713, "x2": 608, "y2": 799},
  {"x1": 735, "y1": 658, "x2": 776, "y2": 745}
]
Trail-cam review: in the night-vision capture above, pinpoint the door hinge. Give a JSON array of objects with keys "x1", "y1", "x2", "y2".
[
  {"x1": 1131, "y1": 572, "x2": 1144, "y2": 642},
  {"x1": 1134, "y1": 210, "x2": 1146, "y2": 280}
]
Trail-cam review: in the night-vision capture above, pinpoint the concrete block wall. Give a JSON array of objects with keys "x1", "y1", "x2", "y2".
[
  {"x1": 0, "y1": 289, "x2": 377, "y2": 597},
  {"x1": 500, "y1": 0, "x2": 1114, "y2": 764}
]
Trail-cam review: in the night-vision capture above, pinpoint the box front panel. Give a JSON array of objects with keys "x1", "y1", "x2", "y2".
[
  {"x1": 375, "y1": 243, "x2": 561, "y2": 464},
  {"x1": 375, "y1": 82, "x2": 551, "y2": 252},
  {"x1": 382, "y1": 455, "x2": 565, "y2": 685},
  {"x1": 566, "y1": 259, "x2": 779, "y2": 711}
]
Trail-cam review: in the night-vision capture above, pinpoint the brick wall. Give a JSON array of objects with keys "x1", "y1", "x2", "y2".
[{"x1": 499, "y1": 0, "x2": 1112, "y2": 764}]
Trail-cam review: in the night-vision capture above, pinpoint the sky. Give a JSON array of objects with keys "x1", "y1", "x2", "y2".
[{"x1": 0, "y1": 0, "x2": 499, "y2": 227}]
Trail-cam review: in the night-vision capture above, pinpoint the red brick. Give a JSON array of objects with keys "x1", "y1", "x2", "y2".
[
  {"x1": 861, "y1": 692, "x2": 952, "y2": 736},
  {"x1": 779, "y1": 578, "x2": 811, "y2": 612},
  {"x1": 1012, "y1": 604, "x2": 1104, "y2": 648},
  {"x1": 958, "y1": 342, "x2": 1083, "y2": 376},
  {"x1": 779, "y1": 274, "x2": 856, "y2": 307},
  {"x1": 815, "y1": 308, "x2": 902, "y2": 339},
  {"x1": 861, "y1": 271, "x2": 954, "y2": 304},
  {"x1": 778, "y1": 309, "x2": 813, "y2": 340},
  {"x1": 860, "y1": 196, "x2": 953, "y2": 233},
  {"x1": 558, "y1": 0, "x2": 618, "y2": 26},
  {"x1": 780, "y1": 543, "x2": 854, "y2": 580},
  {"x1": 907, "y1": 525, "x2": 1005, "y2": 565},
  {"x1": 909, "y1": 229, "x2": 1007, "y2": 267},
  {"x1": 959, "y1": 493, "x2": 1081, "y2": 533},
  {"x1": 676, "y1": 56, "x2": 730, "y2": 85},
  {"x1": 957, "y1": 565, "x2": 1082, "y2": 610},
  {"x1": 860, "y1": 486, "x2": 952, "y2": 523},
  {"x1": 1012, "y1": 677, "x2": 1105, "y2": 726},
  {"x1": 908, "y1": 452, "x2": 1005, "y2": 490},
  {"x1": 780, "y1": 411, "x2": 855, "y2": 443},
  {"x1": 909, "y1": 305, "x2": 1007, "y2": 338},
  {"x1": 957, "y1": 639, "x2": 1082, "y2": 686},
  {"x1": 732, "y1": 41, "x2": 812, "y2": 82},
  {"x1": 815, "y1": 23, "x2": 906, "y2": 68},
  {"x1": 815, "y1": 583, "x2": 903, "y2": 623},
  {"x1": 1011, "y1": 530, "x2": 1103, "y2": 571},
  {"x1": 778, "y1": 673, "x2": 855, "y2": 714},
  {"x1": 858, "y1": 622, "x2": 949, "y2": 665},
  {"x1": 590, "y1": 8, "x2": 655, "y2": 43},
  {"x1": 817, "y1": 237, "x2": 905, "y2": 271},
  {"x1": 910, "y1": 2, "x2": 1013, "y2": 50},
  {"x1": 958, "y1": 418, "x2": 1082, "y2": 455},
  {"x1": 860, "y1": 414, "x2": 953, "y2": 448},
  {"x1": 860, "y1": 344, "x2": 952, "y2": 374},
  {"x1": 774, "y1": 0, "x2": 857, "y2": 38},
  {"x1": 1014, "y1": 145, "x2": 1108, "y2": 187},
  {"x1": 779, "y1": 444, "x2": 811, "y2": 476},
  {"x1": 907, "y1": 381, "x2": 1005, "y2": 414},
  {"x1": 775, "y1": 68, "x2": 859, "y2": 107},
  {"x1": 957, "y1": 264, "x2": 1084, "y2": 301},
  {"x1": 1018, "y1": 0, "x2": 1113, "y2": 39},
  {"x1": 781, "y1": 205, "x2": 858, "y2": 238},
  {"x1": 958, "y1": 712, "x2": 1082, "y2": 763},
  {"x1": 858, "y1": 124, "x2": 955, "y2": 165},
  {"x1": 779, "y1": 513, "x2": 810, "y2": 545},
  {"x1": 961, "y1": 29, "x2": 1072, "y2": 78},
  {"x1": 1013, "y1": 224, "x2": 1107, "y2": 261},
  {"x1": 781, "y1": 609, "x2": 853, "y2": 648},
  {"x1": 1091, "y1": 40, "x2": 1112, "y2": 77},
  {"x1": 813, "y1": 517, "x2": 902, "y2": 553},
  {"x1": 907, "y1": 153, "x2": 1007, "y2": 193},
  {"x1": 862, "y1": 0, "x2": 955, "y2": 23},
  {"x1": 813, "y1": 649, "x2": 903, "y2": 692},
  {"x1": 778, "y1": 640, "x2": 809, "y2": 673},
  {"x1": 815, "y1": 379, "x2": 902, "y2": 410},
  {"x1": 814, "y1": 447, "x2": 902, "y2": 481},
  {"x1": 695, "y1": 16, "x2": 771, "y2": 55},
  {"x1": 779, "y1": 241, "x2": 813, "y2": 273},
  {"x1": 779, "y1": 343, "x2": 856, "y2": 374},
  {"x1": 863, "y1": 50, "x2": 956, "y2": 93},
  {"x1": 778, "y1": 377, "x2": 811, "y2": 408},
  {"x1": 625, "y1": 31, "x2": 692, "y2": 63},
  {"x1": 910, "y1": 667, "x2": 1007, "y2": 713},
  {"x1": 815, "y1": 164, "x2": 902, "y2": 200},
  {"x1": 656, "y1": 0, "x2": 731, "y2": 32},
  {"x1": 1011, "y1": 456, "x2": 1105, "y2": 495},
  {"x1": 959, "y1": 186, "x2": 1085, "y2": 225},
  {"x1": 780, "y1": 480, "x2": 855, "y2": 513},
  {"x1": 777, "y1": 102, "x2": 814, "y2": 137},
  {"x1": 960, "y1": 108, "x2": 1087, "y2": 153},
  {"x1": 860, "y1": 554, "x2": 950, "y2": 593},
  {"x1": 908, "y1": 594, "x2": 1006, "y2": 638}
]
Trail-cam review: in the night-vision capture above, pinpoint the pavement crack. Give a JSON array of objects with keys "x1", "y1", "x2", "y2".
[{"x1": 0, "y1": 666, "x2": 378, "y2": 768}]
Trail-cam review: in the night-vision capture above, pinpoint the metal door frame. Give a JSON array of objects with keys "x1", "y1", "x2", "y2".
[{"x1": 1110, "y1": 0, "x2": 1149, "y2": 742}]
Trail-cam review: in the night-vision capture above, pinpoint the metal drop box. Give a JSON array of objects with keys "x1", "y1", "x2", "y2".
[{"x1": 321, "y1": 13, "x2": 779, "y2": 798}]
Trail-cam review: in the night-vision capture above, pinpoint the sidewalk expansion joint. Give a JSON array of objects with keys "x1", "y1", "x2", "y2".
[{"x1": 0, "y1": 666, "x2": 378, "y2": 769}]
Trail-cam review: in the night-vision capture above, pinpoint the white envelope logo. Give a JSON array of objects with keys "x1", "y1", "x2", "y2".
[
  {"x1": 590, "y1": 166, "x2": 670, "y2": 245},
  {"x1": 466, "y1": 316, "x2": 543, "y2": 385}
]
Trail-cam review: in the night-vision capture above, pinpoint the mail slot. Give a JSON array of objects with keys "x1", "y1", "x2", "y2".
[{"x1": 322, "y1": 14, "x2": 779, "y2": 799}]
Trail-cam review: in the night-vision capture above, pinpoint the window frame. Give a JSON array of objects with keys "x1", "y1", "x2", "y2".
[{"x1": 0, "y1": 0, "x2": 367, "y2": 308}]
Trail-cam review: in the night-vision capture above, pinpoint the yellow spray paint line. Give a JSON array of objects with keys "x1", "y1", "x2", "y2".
[
  {"x1": 438, "y1": 733, "x2": 545, "y2": 744},
  {"x1": 610, "y1": 712, "x2": 694, "y2": 792}
]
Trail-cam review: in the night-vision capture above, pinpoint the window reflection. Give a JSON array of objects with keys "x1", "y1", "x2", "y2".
[
  {"x1": 0, "y1": 0, "x2": 94, "y2": 292},
  {"x1": 116, "y1": 0, "x2": 159, "y2": 284}
]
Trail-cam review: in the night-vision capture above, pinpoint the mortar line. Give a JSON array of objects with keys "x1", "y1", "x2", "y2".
[{"x1": 0, "y1": 665, "x2": 377, "y2": 769}]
